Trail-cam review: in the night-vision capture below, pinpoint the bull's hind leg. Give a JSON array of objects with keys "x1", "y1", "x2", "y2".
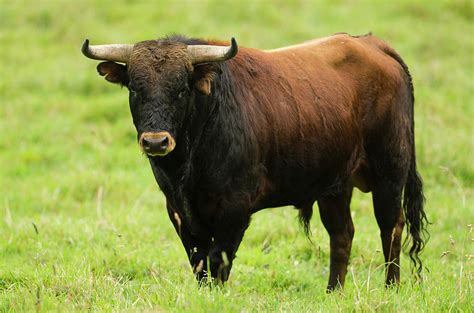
[
  {"x1": 372, "y1": 183, "x2": 405, "y2": 286},
  {"x1": 318, "y1": 187, "x2": 354, "y2": 291}
]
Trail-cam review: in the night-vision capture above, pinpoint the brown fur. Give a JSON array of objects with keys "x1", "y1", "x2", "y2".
[{"x1": 225, "y1": 34, "x2": 405, "y2": 199}]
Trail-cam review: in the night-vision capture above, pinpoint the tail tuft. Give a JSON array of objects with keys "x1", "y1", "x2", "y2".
[{"x1": 403, "y1": 160, "x2": 429, "y2": 277}]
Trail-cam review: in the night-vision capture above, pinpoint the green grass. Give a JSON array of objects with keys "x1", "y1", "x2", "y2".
[{"x1": 1, "y1": 0, "x2": 473, "y2": 311}]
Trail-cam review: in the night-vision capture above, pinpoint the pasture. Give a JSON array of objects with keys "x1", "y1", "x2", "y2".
[{"x1": 0, "y1": 0, "x2": 472, "y2": 311}]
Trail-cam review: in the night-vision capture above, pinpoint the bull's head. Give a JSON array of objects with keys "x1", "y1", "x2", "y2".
[{"x1": 82, "y1": 37, "x2": 238, "y2": 157}]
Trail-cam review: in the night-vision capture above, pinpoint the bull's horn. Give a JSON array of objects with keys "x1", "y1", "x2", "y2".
[
  {"x1": 81, "y1": 39, "x2": 133, "y2": 63},
  {"x1": 187, "y1": 37, "x2": 238, "y2": 64}
]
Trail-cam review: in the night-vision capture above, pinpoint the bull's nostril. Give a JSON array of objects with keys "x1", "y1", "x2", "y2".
[
  {"x1": 159, "y1": 137, "x2": 169, "y2": 150},
  {"x1": 142, "y1": 138, "x2": 151, "y2": 151}
]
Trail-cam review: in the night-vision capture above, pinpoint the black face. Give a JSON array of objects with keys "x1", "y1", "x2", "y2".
[
  {"x1": 126, "y1": 40, "x2": 196, "y2": 156},
  {"x1": 95, "y1": 38, "x2": 219, "y2": 157},
  {"x1": 127, "y1": 74, "x2": 191, "y2": 138}
]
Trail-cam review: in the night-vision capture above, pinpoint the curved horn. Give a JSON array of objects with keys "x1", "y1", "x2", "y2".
[
  {"x1": 81, "y1": 39, "x2": 133, "y2": 63},
  {"x1": 187, "y1": 37, "x2": 238, "y2": 64}
]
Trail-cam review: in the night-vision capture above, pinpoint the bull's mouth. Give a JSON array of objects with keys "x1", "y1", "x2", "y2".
[{"x1": 139, "y1": 131, "x2": 176, "y2": 157}]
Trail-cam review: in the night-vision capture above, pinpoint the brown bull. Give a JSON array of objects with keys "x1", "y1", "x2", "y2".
[{"x1": 82, "y1": 33, "x2": 428, "y2": 291}]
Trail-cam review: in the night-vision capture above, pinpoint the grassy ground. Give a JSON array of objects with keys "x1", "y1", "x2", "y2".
[{"x1": 1, "y1": 0, "x2": 473, "y2": 311}]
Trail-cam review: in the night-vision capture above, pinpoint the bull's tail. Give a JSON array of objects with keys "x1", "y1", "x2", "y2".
[{"x1": 388, "y1": 45, "x2": 430, "y2": 277}]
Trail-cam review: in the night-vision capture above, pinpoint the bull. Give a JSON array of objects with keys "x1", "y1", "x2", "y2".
[{"x1": 81, "y1": 33, "x2": 428, "y2": 291}]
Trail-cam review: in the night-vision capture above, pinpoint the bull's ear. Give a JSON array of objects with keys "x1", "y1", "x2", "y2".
[
  {"x1": 97, "y1": 61, "x2": 129, "y2": 86},
  {"x1": 193, "y1": 64, "x2": 221, "y2": 96}
]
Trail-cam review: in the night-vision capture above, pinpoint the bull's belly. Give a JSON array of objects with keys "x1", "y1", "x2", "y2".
[
  {"x1": 251, "y1": 171, "x2": 343, "y2": 211},
  {"x1": 250, "y1": 155, "x2": 371, "y2": 211}
]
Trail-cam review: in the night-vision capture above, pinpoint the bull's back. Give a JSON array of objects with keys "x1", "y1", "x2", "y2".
[{"x1": 243, "y1": 33, "x2": 406, "y2": 148}]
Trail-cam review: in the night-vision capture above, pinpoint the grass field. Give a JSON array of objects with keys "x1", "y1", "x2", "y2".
[{"x1": 1, "y1": 0, "x2": 473, "y2": 311}]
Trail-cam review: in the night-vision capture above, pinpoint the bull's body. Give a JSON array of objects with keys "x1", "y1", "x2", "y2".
[{"x1": 83, "y1": 33, "x2": 427, "y2": 290}]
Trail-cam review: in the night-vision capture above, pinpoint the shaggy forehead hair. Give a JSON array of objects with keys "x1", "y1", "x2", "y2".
[{"x1": 128, "y1": 39, "x2": 193, "y2": 89}]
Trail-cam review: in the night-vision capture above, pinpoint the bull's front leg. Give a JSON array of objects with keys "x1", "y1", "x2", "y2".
[
  {"x1": 166, "y1": 203, "x2": 211, "y2": 281},
  {"x1": 208, "y1": 207, "x2": 250, "y2": 283}
]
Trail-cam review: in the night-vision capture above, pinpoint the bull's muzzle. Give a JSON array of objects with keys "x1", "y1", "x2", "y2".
[{"x1": 139, "y1": 132, "x2": 176, "y2": 157}]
